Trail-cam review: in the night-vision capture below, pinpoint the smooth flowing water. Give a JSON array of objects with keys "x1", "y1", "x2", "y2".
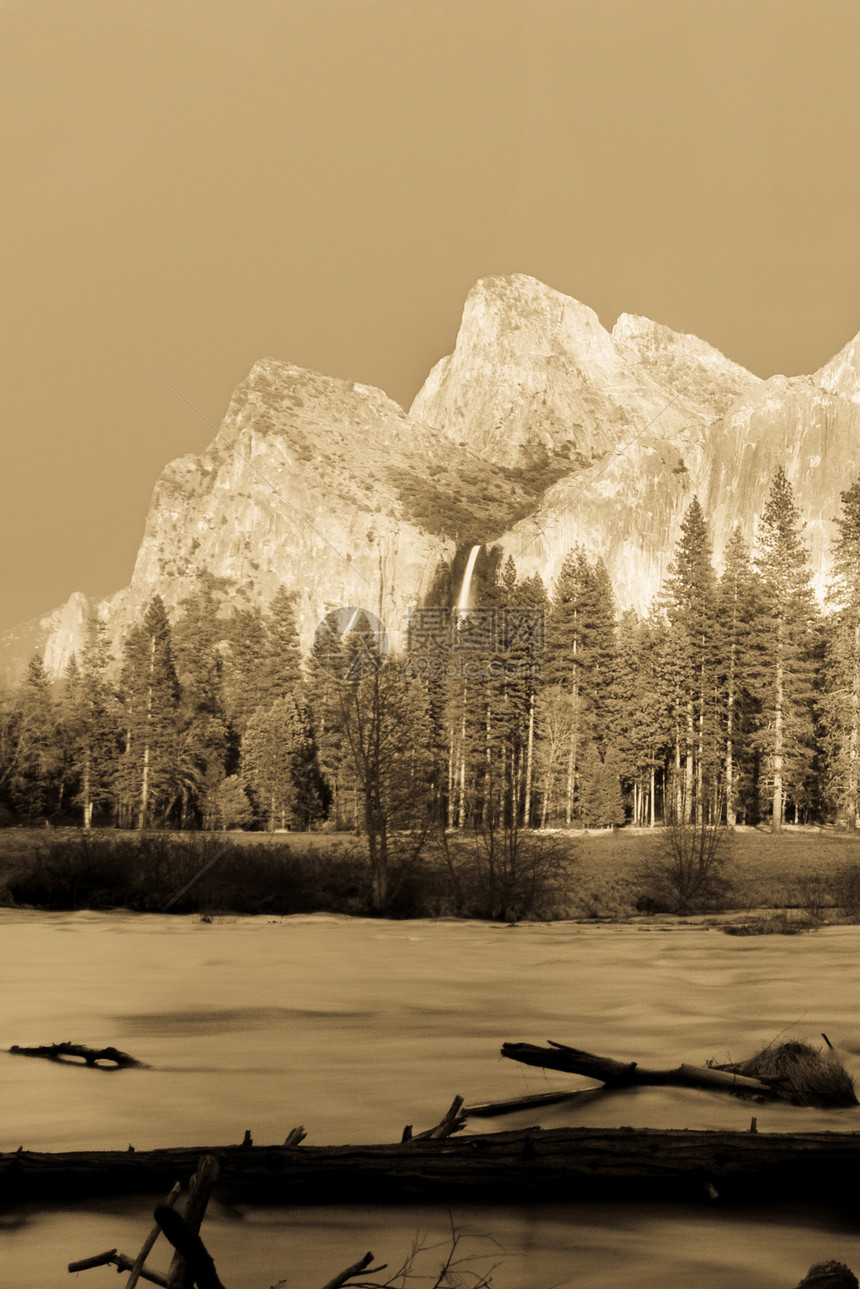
[{"x1": 3, "y1": 910, "x2": 860, "y2": 1287}]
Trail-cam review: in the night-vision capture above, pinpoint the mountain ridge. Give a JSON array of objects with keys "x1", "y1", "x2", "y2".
[{"x1": 5, "y1": 274, "x2": 860, "y2": 682}]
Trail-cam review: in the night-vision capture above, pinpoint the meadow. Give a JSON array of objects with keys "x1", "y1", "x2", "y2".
[{"x1": 2, "y1": 825, "x2": 860, "y2": 926}]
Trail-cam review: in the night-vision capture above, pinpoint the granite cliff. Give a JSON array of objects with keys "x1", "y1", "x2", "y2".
[{"x1": 6, "y1": 274, "x2": 860, "y2": 680}]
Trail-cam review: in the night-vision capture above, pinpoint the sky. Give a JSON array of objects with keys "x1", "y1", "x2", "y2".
[{"x1": 3, "y1": 0, "x2": 860, "y2": 634}]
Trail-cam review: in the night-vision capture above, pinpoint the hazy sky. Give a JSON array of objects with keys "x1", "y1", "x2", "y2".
[{"x1": 4, "y1": 0, "x2": 860, "y2": 634}]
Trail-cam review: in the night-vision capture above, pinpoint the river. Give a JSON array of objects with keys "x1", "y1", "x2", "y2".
[{"x1": 3, "y1": 910, "x2": 860, "y2": 1287}]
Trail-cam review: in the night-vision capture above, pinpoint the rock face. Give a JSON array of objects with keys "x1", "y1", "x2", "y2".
[
  {"x1": 411, "y1": 275, "x2": 860, "y2": 612},
  {"x1": 8, "y1": 274, "x2": 860, "y2": 679}
]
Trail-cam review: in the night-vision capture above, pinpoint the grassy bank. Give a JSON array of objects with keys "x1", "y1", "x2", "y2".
[{"x1": 1, "y1": 826, "x2": 860, "y2": 922}]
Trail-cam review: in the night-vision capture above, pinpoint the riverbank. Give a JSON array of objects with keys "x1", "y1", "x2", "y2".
[{"x1": 2, "y1": 825, "x2": 860, "y2": 924}]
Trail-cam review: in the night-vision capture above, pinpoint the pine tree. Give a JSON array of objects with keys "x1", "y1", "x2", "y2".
[
  {"x1": 61, "y1": 618, "x2": 119, "y2": 827},
  {"x1": 544, "y1": 546, "x2": 617, "y2": 824},
  {"x1": 213, "y1": 774, "x2": 253, "y2": 830},
  {"x1": 752, "y1": 468, "x2": 820, "y2": 831},
  {"x1": 661, "y1": 496, "x2": 719, "y2": 822},
  {"x1": 822, "y1": 474, "x2": 860, "y2": 826},
  {"x1": 505, "y1": 570, "x2": 548, "y2": 827},
  {"x1": 577, "y1": 744, "x2": 626, "y2": 828},
  {"x1": 171, "y1": 587, "x2": 230, "y2": 827},
  {"x1": 117, "y1": 596, "x2": 180, "y2": 828},
  {"x1": 264, "y1": 586, "x2": 304, "y2": 704},
  {"x1": 7, "y1": 653, "x2": 60, "y2": 821},
  {"x1": 242, "y1": 695, "x2": 320, "y2": 830},
  {"x1": 221, "y1": 604, "x2": 271, "y2": 734},
  {"x1": 717, "y1": 526, "x2": 763, "y2": 826},
  {"x1": 605, "y1": 611, "x2": 673, "y2": 826}
]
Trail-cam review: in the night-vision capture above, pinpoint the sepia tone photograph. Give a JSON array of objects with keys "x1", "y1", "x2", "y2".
[{"x1": 3, "y1": 1, "x2": 860, "y2": 1285}]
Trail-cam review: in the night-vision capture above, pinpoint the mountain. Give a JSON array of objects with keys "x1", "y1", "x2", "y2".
[{"x1": 6, "y1": 274, "x2": 860, "y2": 681}]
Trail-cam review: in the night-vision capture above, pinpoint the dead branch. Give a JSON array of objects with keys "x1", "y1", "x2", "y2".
[
  {"x1": 11, "y1": 1041, "x2": 146, "y2": 1069},
  {"x1": 67, "y1": 1249, "x2": 167, "y2": 1285},
  {"x1": 319, "y1": 1251, "x2": 386, "y2": 1289},
  {"x1": 166, "y1": 1155, "x2": 220, "y2": 1289},
  {"x1": 408, "y1": 1096, "x2": 466, "y2": 1140},
  {"x1": 126, "y1": 1181, "x2": 182, "y2": 1289},
  {"x1": 502, "y1": 1041, "x2": 775, "y2": 1098},
  {"x1": 155, "y1": 1204, "x2": 225, "y2": 1289}
]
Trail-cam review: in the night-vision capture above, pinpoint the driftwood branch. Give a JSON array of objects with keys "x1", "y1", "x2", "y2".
[
  {"x1": 502, "y1": 1041, "x2": 774, "y2": 1097},
  {"x1": 67, "y1": 1249, "x2": 167, "y2": 1285},
  {"x1": 320, "y1": 1250, "x2": 387, "y2": 1289},
  {"x1": 408, "y1": 1096, "x2": 466, "y2": 1141},
  {"x1": 126, "y1": 1181, "x2": 182, "y2": 1289},
  {"x1": 465, "y1": 1086, "x2": 608, "y2": 1118},
  {"x1": 155, "y1": 1204, "x2": 225, "y2": 1289},
  {"x1": 11, "y1": 1041, "x2": 146, "y2": 1069},
  {"x1": 166, "y1": 1155, "x2": 220, "y2": 1289}
]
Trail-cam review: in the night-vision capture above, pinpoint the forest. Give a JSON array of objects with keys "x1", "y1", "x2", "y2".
[{"x1": 2, "y1": 465, "x2": 860, "y2": 859}]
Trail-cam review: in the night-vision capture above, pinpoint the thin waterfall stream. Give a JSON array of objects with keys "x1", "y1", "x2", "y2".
[{"x1": 456, "y1": 544, "x2": 482, "y2": 615}]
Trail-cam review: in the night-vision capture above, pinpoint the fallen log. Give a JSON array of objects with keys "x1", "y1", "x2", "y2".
[
  {"x1": 502, "y1": 1040, "x2": 773, "y2": 1095},
  {"x1": 11, "y1": 1126, "x2": 860, "y2": 1206},
  {"x1": 10, "y1": 1041, "x2": 146, "y2": 1069},
  {"x1": 501, "y1": 1040, "x2": 858, "y2": 1107}
]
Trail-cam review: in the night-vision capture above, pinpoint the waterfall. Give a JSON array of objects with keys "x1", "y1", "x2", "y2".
[{"x1": 456, "y1": 544, "x2": 482, "y2": 615}]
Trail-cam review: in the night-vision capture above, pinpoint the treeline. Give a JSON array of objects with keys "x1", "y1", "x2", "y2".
[{"x1": 2, "y1": 467, "x2": 860, "y2": 848}]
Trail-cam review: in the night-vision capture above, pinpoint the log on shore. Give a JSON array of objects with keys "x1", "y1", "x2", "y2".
[{"x1": 8, "y1": 1128, "x2": 860, "y2": 1206}]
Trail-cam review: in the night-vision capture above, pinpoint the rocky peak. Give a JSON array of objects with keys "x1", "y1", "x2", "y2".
[
  {"x1": 814, "y1": 330, "x2": 860, "y2": 403},
  {"x1": 410, "y1": 274, "x2": 660, "y2": 467},
  {"x1": 611, "y1": 312, "x2": 761, "y2": 417}
]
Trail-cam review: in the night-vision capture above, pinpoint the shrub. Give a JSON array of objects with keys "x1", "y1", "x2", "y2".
[{"x1": 644, "y1": 816, "x2": 733, "y2": 913}]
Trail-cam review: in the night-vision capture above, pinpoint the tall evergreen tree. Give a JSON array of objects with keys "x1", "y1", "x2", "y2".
[
  {"x1": 752, "y1": 468, "x2": 820, "y2": 831},
  {"x1": 221, "y1": 604, "x2": 271, "y2": 735},
  {"x1": 822, "y1": 474, "x2": 860, "y2": 826},
  {"x1": 242, "y1": 695, "x2": 321, "y2": 830},
  {"x1": 7, "y1": 653, "x2": 60, "y2": 821},
  {"x1": 605, "y1": 611, "x2": 673, "y2": 827},
  {"x1": 544, "y1": 546, "x2": 616, "y2": 824},
  {"x1": 264, "y1": 586, "x2": 304, "y2": 703},
  {"x1": 661, "y1": 496, "x2": 719, "y2": 822},
  {"x1": 717, "y1": 526, "x2": 763, "y2": 826},
  {"x1": 61, "y1": 618, "x2": 119, "y2": 827},
  {"x1": 172, "y1": 587, "x2": 230, "y2": 827},
  {"x1": 117, "y1": 596, "x2": 180, "y2": 828}
]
